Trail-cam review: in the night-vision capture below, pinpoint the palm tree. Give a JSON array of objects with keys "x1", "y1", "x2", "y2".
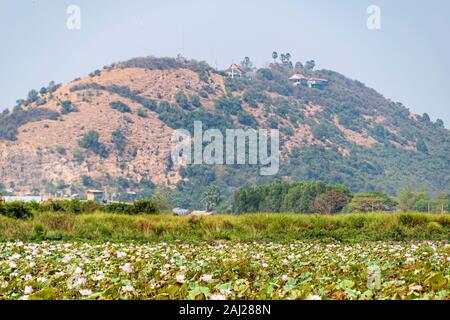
[{"x1": 272, "y1": 52, "x2": 278, "y2": 63}]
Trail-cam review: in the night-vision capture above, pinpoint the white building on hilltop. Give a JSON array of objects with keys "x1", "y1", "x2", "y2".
[
  {"x1": 225, "y1": 64, "x2": 242, "y2": 78},
  {"x1": 289, "y1": 74, "x2": 308, "y2": 86}
]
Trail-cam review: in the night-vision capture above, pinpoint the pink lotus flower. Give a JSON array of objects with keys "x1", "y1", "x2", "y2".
[
  {"x1": 24, "y1": 286, "x2": 33, "y2": 294},
  {"x1": 122, "y1": 263, "x2": 133, "y2": 273},
  {"x1": 79, "y1": 289, "x2": 92, "y2": 296},
  {"x1": 176, "y1": 274, "x2": 186, "y2": 283},
  {"x1": 200, "y1": 274, "x2": 213, "y2": 282}
]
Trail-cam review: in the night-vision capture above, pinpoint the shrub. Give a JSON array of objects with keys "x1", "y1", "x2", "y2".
[
  {"x1": 257, "y1": 68, "x2": 274, "y2": 80},
  {"x1": 110, "y1": 101, "x2": 131, "y2": 113},
  {"x1": 427, "y1": 222, "x2": 443, "y2": 234},
  {"x1": 61, "y1": 100, "x2": 78, "y2": 114},
  {"x1": 112, "y1": 129, "x2": 127, "y2": 153},
  {"x1": 130, "y1": 200, "x2": 160, "y2": 215},
  {"x1": 175, "y1": 91, "x2": 191, "y2": 110},
  {"x1": 399, "y1": 214, "x2": 428, "y2": 227},
  {"x1": 89, "y1": 70, "x2": 101, "y2": 77},
  {"x1": 36, "y1": 200, "x2": 100, "y2": 214},
  {"x1": 0, "y1": 201, "x2": 33, "y2": 219},
  {"x1": 103, "y1": 202, "x2": 134, "y2": 214},
  {"x1": 215, "y1": 96, "x2": 242, "y2": 115},
  {"x1": 78, "y1": 130, "x2": 109, "y2": 158},
  {"x1": 137, "y1": 108, "x2": 148, "y2": 118},
  {"x1": 237, "y1": 111, "x2": 258, "y2": 128},
  {"x1": 56, "y1": 146, "x2": 66, "y2": 155},
  {"x1": 190, "y1": 94, "x2": 202, "y2": 108}
]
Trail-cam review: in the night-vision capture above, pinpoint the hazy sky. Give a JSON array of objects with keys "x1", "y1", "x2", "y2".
[{"x1": 1, "y1": 0, "x2": 449, "y2": 124}]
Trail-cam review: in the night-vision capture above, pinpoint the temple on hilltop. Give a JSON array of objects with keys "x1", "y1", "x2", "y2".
[{"x1": 225, "y1": 64, "x2": 242, "y2": 78}]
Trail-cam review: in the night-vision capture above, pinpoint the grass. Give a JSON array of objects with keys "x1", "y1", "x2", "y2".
[{"x1": 0, "y1": 212, "x2": 449, "y2": 242}]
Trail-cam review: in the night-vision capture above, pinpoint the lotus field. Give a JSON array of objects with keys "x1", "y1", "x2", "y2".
[{"x1": 0, "y1": 241, "x2": 448, "y2": 300}]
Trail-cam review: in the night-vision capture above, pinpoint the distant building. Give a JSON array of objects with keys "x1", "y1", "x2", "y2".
[
  {"x1": 3, "y1": 196, "x2": 43, "y2": 203},
  {"x1": 307, "y1": 77, "x2": 329, "y2": 89},
  {"x1": 125, "y1": 192, "x2": 137, "y2": 203},
  {"x1": 173, "y1": 208, "x2": 191, "y2": 216},
  {"x1": 289, "y1": 74, "x2": 329, "y2": 89},
  {"x1": 289, "y1": 74, "x2": 308, "y2": 86},
  {"x1": 225, "y1": 64, "x2": 242, "y2": 78},
  {"x1": 86, "y1": 190, "x2": 104, "y2": 202}
]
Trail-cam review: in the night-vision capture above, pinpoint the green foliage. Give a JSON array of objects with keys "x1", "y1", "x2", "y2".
[
  {"x1": 398, "y1": 188, "x2": 428, "y2": 212},
  {"x1": 237, "y1": 111, "x2": 258, "y2": 127},
  {"x1": 190, "y1": 94, "x2": 202, "y2": 108},
  {"x1": 131, "y1": 200, "x2": 160, "y2": 215},
  {"x1": 89, "y1": 69, "x2": 101, "y2": 77},
  {"x1": 56, "y1": 146, "x2": 66, "y2": 155},
  {"x1": 27, "y1": 89, "x2": 39, "y2": 103},
  {"x1": 416, "y1": 138, "x2": 428, "y2": 154},
  {"x1": 81, "y1": 175, "x2": 94, "y2": 187},
  {"x1": 103, "y1": 200, "x2": 160, "y2": 215},
  {"x1": 305, "y1": 60, "x2": 316, "y2": 71},
  {"x1": 1, "y1": 198, "x2": 160, "y2": 217},
  {"x1": 78, "y1": 130, "x2": 109, "y2": 158},
  {"x1": 0, "y1": 212, "x2": 448, "y2": 243},
  {"x1": 257, "y1": 68, "x2": 274, "y2": 80},
  {"x1": 202, "y1": 186, "x2": 221, "y2": 211},
  {"x1": 37, "y1": 200, "x2": 100, "y2": 214},
  {"x1": 137, "y1": 108, "x2": 148, "y2": 118},
  {"x1": 0, "y1": 107, "x2": 60, "y2": 141},
  {"x1": 215, "y1": 96, "x2": 242, "y2": 115},
  {"x1": 312, "y1": 123, "x2": 340, "y2": 141},
  {"x1": 102, "y1": 202, "x2": 133, "y2": 214},
  {"x1": 111, "y1": 129, "x2": 127, "y2": 153},
  {"x1": 110, "y1": 101, "x2": 131, "y2": 113},
  {"x1": 0, "y1": 201, "x2": 33, "y2": 219},
  {"x1": 311, "y1": 189, "x2": 352, "y2": 214},
  {"x1": 232, "y1": 180, "x2": 351, "y2": 214},
  {"x1": 175, "y1": 91, "x2": 191, "y2": 110},
  {"x1": 61, "y1": 100, "x2": 78, "y2": 114},
  {"x1": 345, "y1": 192, "x2": 397, "y2": 213}
]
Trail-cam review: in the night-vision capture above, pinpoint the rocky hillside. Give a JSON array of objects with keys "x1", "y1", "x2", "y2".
[{"x1": 1, "y1": 56, "x2": 449, "y2": 207}]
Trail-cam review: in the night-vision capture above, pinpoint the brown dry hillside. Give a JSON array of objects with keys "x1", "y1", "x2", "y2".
[{"x1": 1, "y1": 56, "x2": 449, "y2": 201}]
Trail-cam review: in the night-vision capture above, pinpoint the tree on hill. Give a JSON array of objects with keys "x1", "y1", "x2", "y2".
[
  {"x1": 305, "y1": 60, "x2": 316, "y2": 71},
  {"x1": 61, "y1": 100, "x2": 78, "y2": 114},
  {"x1": 202, "y1": 185, "x2": 221, "y2": 212},
  {"x1": 240, "y1": 57, "x2": 253, "y2": 73},
  {"x1": 272, "y1": 52, "x2": 278, "y2": 63},
  {"x1": 27, "y1": 89, "x2": 39, "y2": 104},
  {"x1": 398, "y1": 187, "x2": 428, "y2": 212},
  {"x1": 311, "y1": 189, "x2": 352, "y2": 214},
  {"x1": 78, "y1": 130, "x2": 109, "y2": 158},
  {"x1": 344, "y1": 192, "x2": 397, "y2": 212},
  {"x1": 416, "y1": 138, "x2": 428, "y2": 154},
  {"x1": 294, "y1": 61, "x2": 304, "y2": 70}
]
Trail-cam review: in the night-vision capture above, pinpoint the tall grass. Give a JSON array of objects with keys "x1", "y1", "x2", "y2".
[{"x1": 0, "y1": 212, "x2": 448, "y2": 242}]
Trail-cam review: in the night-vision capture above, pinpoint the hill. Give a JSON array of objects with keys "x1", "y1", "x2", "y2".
[{"x1": 1, "y1": 56, "x2": 449, "y2": 208}]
